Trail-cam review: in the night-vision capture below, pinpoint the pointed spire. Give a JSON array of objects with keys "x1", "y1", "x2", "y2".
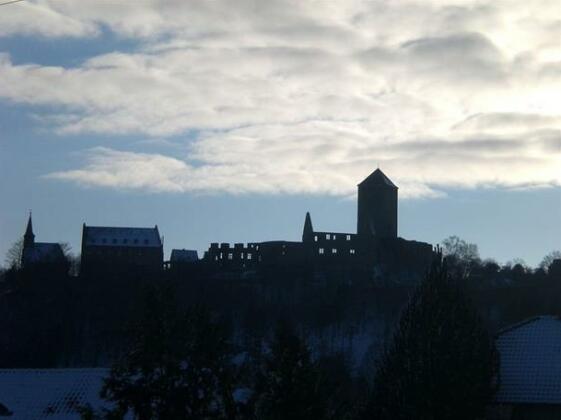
[
  {"x1": 25, "y1": 211, "x2": 32, "y2": 234},
  {"x1": 302, "y1": 212, "x2": 314, "y2": 242},
  {"x1": 24, "y1": 211, "x2": 35, "y2": 247}
]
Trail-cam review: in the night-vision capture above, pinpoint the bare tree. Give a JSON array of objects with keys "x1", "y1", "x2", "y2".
[
  {"x1": 441, "y1": 235, "x2": 481, "y2": 279},
  {"x1": 59, "y1": 242, "x2": 72, "y2": 259},
  {"x1": 67, "y1": 253, "x2": 81, "y2": 277},
  {"x1": 59, "y1": 243, "x2": 80, "y2": 276},
  {"x1": 539, "y1": 251, "x2": 561, "y2": 273},
  {"x1": 4, "y1": 239, "x2": 23, "y2": 270}
]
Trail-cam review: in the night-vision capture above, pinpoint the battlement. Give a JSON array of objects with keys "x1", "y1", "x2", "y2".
[{"x1": 206, "y1": 242, "x2": 261, "y2": 264}]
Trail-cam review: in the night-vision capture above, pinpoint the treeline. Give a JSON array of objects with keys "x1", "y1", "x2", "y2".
[
  {"x1": 440, "y1": 236, "x2": 561, "y2": 329},
  {"x1": 0, "y1": 261, "x2": 409, "y2": 368},
  {"x1": 84, "y1": 287, "x2": 361, "y2": 419},
  {"x1": 81, "y1": 256, "x2": 496, "y2": 419},
  {"x1": 0, "y1": 236, "x2": 559, "y2": 370},
  {"x1": 0, "y1": 237, "x2": 560, "y2": 418}
]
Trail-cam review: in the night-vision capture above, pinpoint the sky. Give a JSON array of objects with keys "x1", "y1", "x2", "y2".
[{"x1": 0, "y1": 0, "x2": 560, "y2": 266}]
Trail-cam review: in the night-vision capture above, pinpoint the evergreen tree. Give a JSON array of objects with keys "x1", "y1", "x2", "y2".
[
  {"x1": 253, "y1": 321, "x2": 325, "y2": 420},
  {"x1": 100, "y1": 284, "x2": 237, "y2": 419},
  {"x1": 315, "y1": 353, "x2": 361, "y2": 420},
  {"x1": 366, "y1": 255, "x2": 498, "y2": 420}
]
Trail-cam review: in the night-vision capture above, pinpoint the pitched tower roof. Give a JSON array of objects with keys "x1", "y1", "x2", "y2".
[{"x1": 358, "y1": 168, "x2": 397, "y2": 189}]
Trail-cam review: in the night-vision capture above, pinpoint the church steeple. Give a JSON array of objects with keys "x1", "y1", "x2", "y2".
[
  {"x1": 302, "y1": 212, "x2": 314, "y2": 242},
  {"x1": 23, "y1": 212, "x2": 35, "y2": 248}
]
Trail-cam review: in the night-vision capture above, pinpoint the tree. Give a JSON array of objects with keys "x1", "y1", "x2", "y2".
[
  {"x1": 366, "y1": 255, "x2": 498, "y2": 420},
  {"x1": 0, "y1": 402, "x2": 13, "y2": 417},
  {"x1": 314, "y1": 353, "x2": 360, "y2": 420},
  {"x1": 59, "y1": 242, "x2": 72, "y2": 258},
  {"x1": 509, "y1": 260, "x2": 528, "y2": 281},
  {"x1": 481, "y1": 259, "x2": 500, "y2": 277},
  {"x1": 4, "y1": 239, "x2": 23, "y2": 270},
  {"x1": 539, "y1": 250, "x2": 561, "y2": 273},
  {"x1": 441, "y1": 236, "x2": 481, "y2": 279},
  {"x1": 253, "y1": 321, "x2": 326, "y2": 420},
  {"x1": 548, "y1": 259, "x2": 561, "y2": 279},
  {"x1": 58, "y1": 242, "x2": 80, "y2": 275},
  {"x1": 100, "y1": 284, "x2": 237, "y2": 419}
]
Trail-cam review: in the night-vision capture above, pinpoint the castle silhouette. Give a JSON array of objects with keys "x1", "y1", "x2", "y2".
[
  {"x1": 200, "y1": 169, "x2": 432, "y2": 281},
  {"x1": 20, "y1": 169, "x2": 433, "y2": 282}
]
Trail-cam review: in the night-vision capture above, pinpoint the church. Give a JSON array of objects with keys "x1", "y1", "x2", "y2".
[{"x1": 20, "y1": 213, "x2": 67, "y2": 270}]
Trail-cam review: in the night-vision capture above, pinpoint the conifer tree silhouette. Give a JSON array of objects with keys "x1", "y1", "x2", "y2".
[{"x1": 366, "y1": 254, "x2": 498, "y2": 420}]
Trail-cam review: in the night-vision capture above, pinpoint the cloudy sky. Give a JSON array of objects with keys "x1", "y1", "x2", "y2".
[{"x1": 1, "y1": 0, "x2": 560, "y2": 265}]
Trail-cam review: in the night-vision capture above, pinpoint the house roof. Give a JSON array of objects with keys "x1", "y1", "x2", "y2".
[
  {"x1": 0, "y1": 368, "x2": 129, "y2": 419},
  {"x1": 170, "y1": 249, "x2": 199, "y2": 262},
  {"x1": 83, "y1": 225, "x2": 162, "y2": 248},
  {"x1": 358, "y1": 168, "x2": 397, "y2": 188},
  {"x1": 495, "y1": 316, "x2": 561, "y2": 404},
  {"x1": 22, "y1": 242, "x2": 65, "y2": 264}
]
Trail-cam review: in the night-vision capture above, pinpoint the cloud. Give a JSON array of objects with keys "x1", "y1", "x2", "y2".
[
  {"x1": 455, "y1": 113, "x2": 561, "y2": 134},
  {"x1": 3, "y1": 0, "x2": 561, "y2": 197},
  {"x1": 0, "y1": 1, "x2": 98, "y2": 38},
  {"x1": 47, "y1": 147, "x2": 191, "y2": 193},
  {"x1": 400, "y1": 32, "x2": 506, "y2": 84},
  {"x1": 46, "y1": 124, "x2": 561, "y2": 198}
]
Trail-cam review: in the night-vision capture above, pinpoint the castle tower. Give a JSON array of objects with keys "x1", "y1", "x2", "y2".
[
  {"x1": 357, "y1": 169, "x2": 398, "y2": 238},
  {"x1": 302, "y1": 212, "x2": 314, "y2": 242}
]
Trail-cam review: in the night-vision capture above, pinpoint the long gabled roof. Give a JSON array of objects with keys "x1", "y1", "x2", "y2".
[
  {"x1": 22, "y1": 243, "x2": 65, "y2": 264},
  {"x1": 358, "y1": 168, "x2": 397, "y2": 189},
  {"x1": 0, "y1": 368, "x2": 131, "y2": 419},
  {"x1": 495, "y1": 316, "x2": 561, "y2": 404},
  {"x1": 83, "y1": 225, "x2": 162, "y2": 248}
]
